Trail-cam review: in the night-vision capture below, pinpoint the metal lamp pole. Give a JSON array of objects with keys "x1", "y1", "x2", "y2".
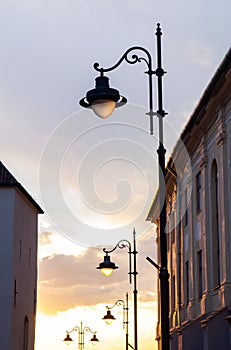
[
  {"x1": 102, "y1": 292, "x2": 134, "y2": 350},
  {"x1": 63, "y1": 321, "x2": 99, "y2": 349},
  {"x1": 97, "y1": 229, "x2": 138, "y2": 350},
  {"x1": 80, "y1": 23, "x2": 169, "y2": 350}
]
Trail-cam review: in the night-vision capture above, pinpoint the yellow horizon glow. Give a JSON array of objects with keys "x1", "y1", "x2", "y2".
[
  {"x1": 36, "y1": 228, "x2": 158, "y2": 350},
  {"x1": 35, "y1": 303, "x2": 158, "y2": 350}
]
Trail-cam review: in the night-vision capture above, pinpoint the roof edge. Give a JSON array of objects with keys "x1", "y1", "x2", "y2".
[{"x1": 0, "y1": 161, "x2": 43, "y2": 214}]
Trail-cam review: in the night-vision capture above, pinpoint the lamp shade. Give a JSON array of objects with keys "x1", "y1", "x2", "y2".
[
  {"x1": 96, "y1": 254, "x2": 118, "y2": 276},
  {"x1": 90, "y1": 333, "x2": 99, "y2": 345},
  {"x1": 102, "y1": 310, "x2": 116, "y2": 325},
  {"x1": 92, "y1": 99, "x2": 116, "y2": 119},
  {"x1": 63, "y1": 333, "x2": 73, "y2": 345},
  {"x1": 79, "y1": 75, "x2": 127, "y2": 118}
]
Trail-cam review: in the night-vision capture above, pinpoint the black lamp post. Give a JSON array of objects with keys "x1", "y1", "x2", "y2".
[
  {"x1": 97, "y1": 229, "x2": 138, "y2": 350},
  {"x1": 102, "y1": 292, "x2": 133, "y2": 350},
  {"x1": 80, "y1": 23, "x2": 169, "y2": 350},
  {"x1": 63, "y1": 321, "x2": 99, "y2": 350}
]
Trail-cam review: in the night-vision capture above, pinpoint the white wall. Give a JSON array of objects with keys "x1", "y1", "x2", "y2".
[{"x1": 0, "y1": 187, "x2": 39, "y2": 350}]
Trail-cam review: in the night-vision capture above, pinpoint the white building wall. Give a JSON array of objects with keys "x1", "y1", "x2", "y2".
[
  {"x1": 149, "y1": 49, "x2": 231, "y2": 349},
  {"x1": 0, "y1": 187, "x2": 39, "y2": 350},
  {"x1": 0, "y1": 189, "x2": 15, "y2": 349},
  {"x1": 225, "y1": 110, "x2": 231, "y2": 284}
]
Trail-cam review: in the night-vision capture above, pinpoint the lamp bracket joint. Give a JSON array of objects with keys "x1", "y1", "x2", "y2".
[
  {"x1": 155, "y1": 67, "x2": 166, "y2": 77},
  {"x1": 159, "y1": 267, "x2": 170, "y2": 280}
]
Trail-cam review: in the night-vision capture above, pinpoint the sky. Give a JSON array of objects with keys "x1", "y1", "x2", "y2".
[{"x1": 0, "y1": 1, "x2": 230, "y2": 349}]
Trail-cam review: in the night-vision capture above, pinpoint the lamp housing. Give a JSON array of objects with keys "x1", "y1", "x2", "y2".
[
  {"x1": 96, "y1": 254, "x2": 118, "y2": 276},
  {"x1": 90, "y1": 334, "x2": 99, "y2": 344},
  {"x1": 79, "y1": 75, "x2": 127, "y2": 118},
  {"x1": 63, "y1": 333, "x2": 73, "y2": 345},
  {"x1": 102, "y1": 310, "x2": 116, "y2": 325}
]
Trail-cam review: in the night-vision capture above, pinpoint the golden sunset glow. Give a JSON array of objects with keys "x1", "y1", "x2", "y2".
[
  {"x1": 0, "y1": 1, "x2": 229, "y2": 349},
  {"x1": 35, "y1": 229, "x2": 159, "y2": 350}
]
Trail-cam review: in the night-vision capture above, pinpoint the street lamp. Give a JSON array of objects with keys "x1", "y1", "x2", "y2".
[
  {"x1": 63, "y1": 321, "x2": 99, "y2": 349},
  {"x1": 102, "y1": 292, "x2": 133, "y2": 350},
  {"x1": 96, "y1": 229, "x2": 138, "y2": 350},
  {"x1": 96, "y1": 252, "x2": 118, "y2": 277},
  {"x1": 80, "y1": 23, "x2": 169, "y2": 350}
]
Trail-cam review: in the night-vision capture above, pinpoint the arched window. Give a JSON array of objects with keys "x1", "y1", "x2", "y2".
[
  {"x1": 23, "y1": 316, "x2": 29, "y2": 350},
  {"x1": 211, "y1": 159, "x2": 220, "y2": 287}
]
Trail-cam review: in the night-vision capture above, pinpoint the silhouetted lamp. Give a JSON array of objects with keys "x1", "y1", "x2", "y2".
[
  {"x1": 79, "y1": 75, "x2": 127, "y2": 118},
  {"x1": 80, "y1": 23, "x2": 170, "y2": 350},
  {"x1": 90, "y1": 333, "x2": 99, "y2": 345},
  {"x1": 63, "y1": 333, "x2": 73, "y2": 345},
  {"x1": 96, "y1": 253, "x2": 118, "y2": 276},
  {"x1": 63, "y1": 323, "x2": 99, "y2": 349},
  {"x1": 102, "y1": 310, "x2": 116, "y2": 325}
]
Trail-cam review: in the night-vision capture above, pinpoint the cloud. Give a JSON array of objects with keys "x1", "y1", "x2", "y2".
[
  {"x1": 38, "y1": 228, "x2": 158, "y2": 315},
  {"x1": 185, "y1": 41, "x2": 214, "y2": 69},
  {"x1": 38, "y1": 248, "x2": 129, "y2": 314},
  {"x1": 39, "y1": 231, "x2": 53, "y2": 246}
]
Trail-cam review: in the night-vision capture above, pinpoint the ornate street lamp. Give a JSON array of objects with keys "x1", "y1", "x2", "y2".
[
  {"x1": 80, "y1": 23, "x2": 170, "y2": 350},
  {"x1": 96, "y1": 229, "x2": 138, "y2": 350},
  {"x1": 63, "y1": 321, "x2": 99, "y2": 349},
  {"x1": 102, "y1": 293, "x2": 133, "y2": 350},
  {"x1": 79, "y1": 75, "x2": 127, "y2": 118},
  {"x1": 102, "y1": 309, "x2": 116, "y2": 325},
  {"x1": 96, "y1": 253, "x2": 118, "y2": 277}
]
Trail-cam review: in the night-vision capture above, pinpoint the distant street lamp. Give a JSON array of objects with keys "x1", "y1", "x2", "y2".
[
  {"x1": 63, "y1": 321, "x2": 99, "y2": 349},
  {"x1": 96, "y1": 229, "x2": 138, "y2": 350},
  {"x1": 80, "y1": 23, "x2": 169, "y2": 350},
  {"x1": 102, "y1": 292, "x2": 133, "y2": 350}
]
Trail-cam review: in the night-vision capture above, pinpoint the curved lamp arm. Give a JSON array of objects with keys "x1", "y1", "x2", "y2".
[
  {"x1": 106, "y1": 299, "x2": 126, "y2": 329},
  {"x1": 103, "y1": 239, "x2": 131, "y2": 254},
  {"x1": 82, "y1": 326, "x2": 97, "y2": 335},
  {"x1": 65, "y1": 323, "x2": 98, "y2": 344},
  {"x1": 93, "y1": 45, "x2": 155, "y2": 134},
  {"x1": 93, "y1": 46, "x2": 153, "y2": 75},
  {"x1": 103, "y1": 239, "x2": 132, "y2": 284},
  {"x1": 107, "y1": 299, "x2": 125, "y2": 310},
  {"x1": 67, "y1": 325, "x2": 80, "y2": 334}
]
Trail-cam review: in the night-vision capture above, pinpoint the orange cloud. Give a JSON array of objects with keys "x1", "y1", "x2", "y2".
[
  {"x1": 39, "y1": 231, "x2": 53, "y2": 246},
  {"x1": 38, "y1": 229, "x2": 158, "y2": 315}
]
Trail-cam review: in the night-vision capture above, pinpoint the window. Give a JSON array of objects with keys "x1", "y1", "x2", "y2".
[
  {"x1": 196, "y1": 172, "x2": 202, "y2": 213},
  {"x1": 19, "y1": 240, "x2": 22, "y2": 261},
  {"x1": 178, "y1": 332, "x2": 183, "y2": 350},
  {"x1": 185, "y1": 261, "x2": 189, "y2": 305},
  {"x1": 171, "y1": 275, "x2": 176, "y2": 311},
  {"x1": 184, "y1": 187, "x2": 188, "y2": 227},
  {"x1": 171, "y1": 211, "x2": 176, "y2": 244},
  {"x1": 23, "y1": 316, "x2": 29, "y2": 350},
  {"x1": 13, "y1": 279, "x2": 17, "y2": 307},
  {"x1": 33, "y1": 288, "x2": 36, "y2": 314},
  {"x1": 169, "y1": 193, "x2": 172, "y2": 213},
  {"x1": 29, "y1": 247, "x2": 31, "y2": 266},
  {"x1": 197, "y1": 250, "x2": 202, "y2": 299},
  {"x1": 211, "y1": 160, "x2": 220, "y2": 287}
]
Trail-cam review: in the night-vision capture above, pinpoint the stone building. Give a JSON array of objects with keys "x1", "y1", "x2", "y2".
[
  {"x1": 147, "y1": 48, "x2": 231, "y2": 349},
  {"x1": 0, "y1": 162, "x2": 43, "y2": 350}
]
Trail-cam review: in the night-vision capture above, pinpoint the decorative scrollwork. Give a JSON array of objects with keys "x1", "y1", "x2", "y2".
[
  {"x1": 69, "y1": 325, "x2": 80, "y2": 333},
  {"x1": 93, "y1": 46, "x2": 155, "y2": 135},
  {"x1": 93, "y1": 46, "x2": 153, "y2": 75},
  {"x1": 118, "y1": 239, "x2": 131, "y2": 250},
  {"x1": 103, "y1": 239, "x2": 131, "y2": 254},
  {"x1": 107, "y1": 299, "x2": 125, "y2": 310},
  {"x1": 83, "y1": 326, "x2": 95, "y2": 334},
  {"x1": 67, "y1": 324, "x2": 96, "y2": 335},
  {"x1": 115, "y1": 299, "x2": 125, "y2": 307}
]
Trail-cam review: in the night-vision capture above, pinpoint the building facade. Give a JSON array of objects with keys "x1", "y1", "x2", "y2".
[
  {"x1": 0, "y1": 162, "x2": 43, "y2": 350},
  {"x1": 147, "y1": 48, "x2": 231, "y2": 349}
]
